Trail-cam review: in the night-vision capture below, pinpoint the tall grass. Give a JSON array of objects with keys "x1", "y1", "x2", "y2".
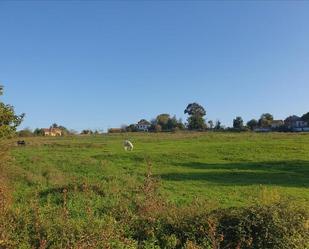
[
  {"x1": 1, "y1": 156, "x2": 308, "y2": 248},
  {"x1": 0, "y1": 140, "x2": 14, "y2": 248},
  {"x1": 1, "y1": 134, "x2": 309, "y2": 248}
]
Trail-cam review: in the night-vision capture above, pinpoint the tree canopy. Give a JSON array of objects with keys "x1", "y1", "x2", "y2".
[
  {"x1": 208, "y1": 120, "x2": 214, "y2": 129},
  {"x1": 214, "y1": 120, "x2": 222, "y2": 130},
  {"x1": 184, "y1": 103, "x2": 206, "y2": 130},
  {"x1": 301, "y1": 112, "x2": 309, "y2": 123},
  {"x1": 184, "y1": 103, "x2": 206, "y2": 117},
  {"x1": 0, "y1": 86, "x2": 24, "y2": 138},
  {"x1": 247, "y1": 119, "x2": 258, "y2": 130},
  {"x1": 156, "y1": 114, "x2": 170, "y2": 129},
  {"x1": 151, "y1": 114, "x2": 184, "y2": 131},
  {"x1": 233, "y1": 116, "x2": 244, "y2": 129},
  {"x1": 258, "y1": 113, "x2": 273, "y2": 128}
]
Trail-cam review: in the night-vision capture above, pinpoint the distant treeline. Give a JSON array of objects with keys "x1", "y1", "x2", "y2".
[
  {"x1": 1, "y1": 89, "x2": 308, "y2": 138},
  {"x1": 108, "y1": 103, "x2": 309, "y2": 133},
  {"x1": 17, "y1": 103, "x2": 309, "y2": 137},
  {"x1": 17, "y1": 124, "x2": 103, "y2": 137}
]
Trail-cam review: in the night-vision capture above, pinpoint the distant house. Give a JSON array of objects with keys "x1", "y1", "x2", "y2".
[
  {"x1": 136, "y1": 119, "x2": 151, "y2": 131},
  {"x1": 270, "y1": 120, "x2": 284, "y2": 129},
  {"x1": 284, "y1": 116, "x2": 308, "y2": 130},
  {"x1": 43, "y1": 128, "x2": 62, "y2": 136}
]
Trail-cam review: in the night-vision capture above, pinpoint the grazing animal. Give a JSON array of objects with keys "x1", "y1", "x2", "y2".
[
  {"x1": 17, "y1": 140, "x2": 26, "y2": 146},
  {"x1": 123, "y1": 140, "x2": 133, "y2": 151}
]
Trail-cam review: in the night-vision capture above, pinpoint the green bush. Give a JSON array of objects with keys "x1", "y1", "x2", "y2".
[{"x1": 1, "y1": 159, "x2": 308, "y2": 248}]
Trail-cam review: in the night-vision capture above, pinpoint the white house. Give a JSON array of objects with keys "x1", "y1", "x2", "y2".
[
  {"x1": 136, "y1": 119, "x2": 151, "y2": 131},
  {"x1": 43, "y1": 128, "x2": 62, "y2": 136},
  {"x1": 284, "y1": 116, "x2": 308, "y2": 129},
  {"x1": 270, "y1": 120, "x2": 284, "y2": 129}
]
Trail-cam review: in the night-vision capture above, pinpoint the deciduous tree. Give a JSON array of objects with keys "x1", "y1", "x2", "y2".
[
  {"x1": 184, "y1": 103, "x2": 206, "y2": 130},
  {"x1": 247, "y1": 119, "x2": 258, "y2": 130},
  {"x1": 258, "y1": 113, "x2": 273, "y2": 128},
  {"x1": 208, "y1": 120, "x2": 214, "y2": 130},
  {"x1": 0, "y1": 86, "x2": 24, "y2": 138},
  {"x1": 301, "y1": 112, "x2": 309, "y2": 123},
  {"x1": 233, "y1": 116, "x2": 244, "y2": 129}
]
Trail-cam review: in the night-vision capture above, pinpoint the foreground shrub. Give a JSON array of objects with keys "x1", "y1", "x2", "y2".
[
  {"x1": 216, "y1": 203, "x2": 309, "y2": 249},
  {"x1": 1, "y1": 192, "x2": 308, "y2": 248},
  {"x1": 1, "y1": 156, "x2": 308, "y2": 248}
]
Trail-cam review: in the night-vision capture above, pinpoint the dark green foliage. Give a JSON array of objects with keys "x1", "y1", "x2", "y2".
[
  {"x1": 33, "y1": 128, "x2": 45, "y2": 136},
  {"x1": 126, "y1": 124, "x2": 138, "y2": 132},
  {"x1": 216, "y1": 203, "x2": 309, "y2": 249},
  {"x1": 301, "y1": 112, "x2": 309, "y2": 123},
  {"x1": 0, "y1": 86, "x2": 24, "y2": 138},
  {"x1": 247, "y1": 119, "x2": 258, "y2": 131},
  {"x1": 184, "y1": 103, "x2": 206, "y2": 117},
  {"x1": 187, "y1": 115, "x2": 206, "y2": 130},
  {"x1": 156, "y1": 114, "x2": 170, "y2": 129},
  {"x1": 81, "y1": 129, "x2": 94, "y2": 135},
  {"x1": 168, "y1": 116, "x2": 184, "y2": 131},
  {"x1": 233, "y1": 116, "x2": 244, "y2": 129},
  {"x1": 17, "y1": 128, "x2": 33, "y2": 137},
  {"x1": 154, "y1": 114, "x2": 184, "y2": 131},
  {"x1": 184, "y1": 103, "x2": 206, "y2": 130},
  {"x1": 208, "y1": 120, "x2": 214, "y2": 130},
  {"x1": 2, "y1": 185, "x2": 307, "y2": 248},
  {"x1": 214, "y1": 120, "x2": 222, "y2": 130},
  {"x1": 258, "y1": 113, "x2": 274, "y2": 128}
]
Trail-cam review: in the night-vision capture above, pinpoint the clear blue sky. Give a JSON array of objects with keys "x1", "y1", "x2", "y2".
[{"x1": 1, "y1": 1, "x2": 308, "y2": 131}]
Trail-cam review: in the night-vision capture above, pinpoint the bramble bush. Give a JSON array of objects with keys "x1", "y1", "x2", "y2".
[{"x1": 0, "y1": 155, "x2": 308, "y2": 248}]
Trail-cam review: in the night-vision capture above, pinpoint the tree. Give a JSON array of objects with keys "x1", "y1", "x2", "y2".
[
  {"x1": 81, "y1": 129, "x2": 93, "y2": 135},
  {"x1": 0, "y1": 85, "x2": 24, "y2": 138},
  {"x1": 214, "y1": 120, "x2": 222, "y2": 130},
  {"x1": 301, "y1": 112, "x2": 309, "y2": 123},
  {"x1": 166, "y1": 115, "x2": 178, "y2": 130},
  {"x1": 233, "y1": 116, "x2": 244, "y2": 129},
  {"x1": 176, "y1": 118, "x2": 185, "y2": 130},
  {"x1": 208, "y1": 120, "x2": 214, "y2": 130},
  {"x1": 18, "y1": 128, "x2": 33, "y2": 137},
  {"x1": 184, "y1": 103, "x2": 206, "y2": 116},
  {"x1": 33, "y1": 128, "x2": 45, "y2": 136},
  {"x1": 156, "y1": 114, "x2": 170, "y2": 129},
  {"x1": 184, "y1": 103, "x2": 206, "y2": 130},
  {"x1": 126, "y1": 124, "x2": 138, "y2": 132},
  {"x1": 258, "y1": 113, "x2": 273, "y2": 128},
  {"x1": 153, "y1": 114, "x2": 184, "y2": 131},
  {"x1": 247, "y1": 119, "x2": 258, "y2": 131}
]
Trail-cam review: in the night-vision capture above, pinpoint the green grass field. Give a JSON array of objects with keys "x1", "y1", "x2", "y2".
[
  {"x1": 10, "y1": 132, "x2": 309, "y2": 208},
  {"x1": 2, "y1": 132, "x2": 309, "y2": 248}
]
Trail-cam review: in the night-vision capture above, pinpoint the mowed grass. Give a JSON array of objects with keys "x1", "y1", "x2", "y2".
[{"x1": 9, "y1": 132, "x2": 309, "y2": 209}]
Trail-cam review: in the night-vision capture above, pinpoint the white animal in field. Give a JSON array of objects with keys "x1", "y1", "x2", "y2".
[{"x1": 123, "y1": 140, "x2": 134, "y2": 151}]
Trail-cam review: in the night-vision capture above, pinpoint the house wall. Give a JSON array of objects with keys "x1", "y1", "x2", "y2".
[
  {"x1": 295, "y1": 121, "x2": 307, "y2": 128},
  {"x1": 137, "y1": 124, "x2": 150, "y2": 131}
]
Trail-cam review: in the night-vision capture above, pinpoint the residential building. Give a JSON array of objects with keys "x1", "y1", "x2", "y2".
[
  {"x1": 136, "y1": 119, "x2": 151, "y2": 131},
  {"x1": 284, "y1": 116, "x2": 308, "y2": 129},
  {"x1": 43, "y1": 128, "x2": 62, "y2": 136},
  {"x1": 270, "y1": 120, "x2": 284, "y2": 129}
]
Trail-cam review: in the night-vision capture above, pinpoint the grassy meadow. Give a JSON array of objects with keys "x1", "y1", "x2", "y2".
[
  {"x1": 1, "y1": 132, "x2": 309, "y2": 248},
  {"x1": 10, "y1": 132, "x2": 309, "y2": 207}
]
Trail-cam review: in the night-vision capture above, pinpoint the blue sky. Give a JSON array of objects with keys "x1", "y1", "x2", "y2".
[{"x1": 1, "y1": 1, "x2": 308, "y2": 131}]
